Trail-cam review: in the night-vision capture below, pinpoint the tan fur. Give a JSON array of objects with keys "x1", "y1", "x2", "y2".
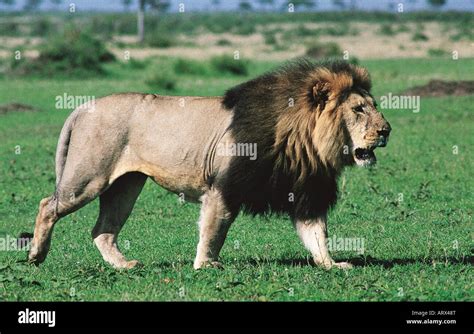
[{"x1": 28, "y1": 94, "x2": 235, "y2": 268}]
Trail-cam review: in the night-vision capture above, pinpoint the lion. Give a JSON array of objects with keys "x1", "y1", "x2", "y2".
[{"x1": 28, "y1": 59, "x2": 391, "y2": 270}]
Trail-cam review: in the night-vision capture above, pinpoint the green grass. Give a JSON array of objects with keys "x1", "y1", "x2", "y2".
[{"x1": 0, "y1": 57, "x2": 472, "y2": 301}]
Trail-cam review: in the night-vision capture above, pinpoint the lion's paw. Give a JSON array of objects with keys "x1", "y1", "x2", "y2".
[
  {"x1": 114, "y1": 260, "x2": 141, "y2": 270},
  {"x1": 126, "y1": 260, "x2": 142, "y2": 269},
  {"x1": 332, "y1": 261, "x2": 353, "y2": 269},
  {"x1": 193, "y1": 260, "x2": 223, "y2": 270}
]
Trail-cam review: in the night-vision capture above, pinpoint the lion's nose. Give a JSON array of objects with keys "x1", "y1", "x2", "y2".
[
  {"x1": 377, "y1": 129, "x2": 390, "y2": 138},
  {"x1": 377, "y1": 126, "x2": 391, "y2": 147}
]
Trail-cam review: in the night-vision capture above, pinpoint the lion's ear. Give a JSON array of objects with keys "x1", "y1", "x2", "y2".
[{"x1": 312, "y1": 82, "x2": 330, "y2": 112}]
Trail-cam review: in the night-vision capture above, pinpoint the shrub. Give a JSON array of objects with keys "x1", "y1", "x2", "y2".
[
  {"x1": 233, "y1": 24, "x2": 256, "y2": 36},
  {"x1": 216, "y1": 38, "x2": 232, "y2": 46},
  {"x1": 42, "y1": 28, "x2": 115, "y2": 62},
  {"x1": 173, "y1": 58, "x2": 207, "y2": 75},
  {"x1": 427, "y1": 48, "x2": 449, "y2": 57},
  {"x1": 145, "y1": 32, "x2": 175, "y2": 48},
  {"x1": 202, "y1": 15, "x2": 234, "y2": 34},
  {"x1": 145, "y1": 70, "x2": 177, "y2": 91},
  {"x1": 396, "y1": 24, "x2": 411, "y2": 33},
  {"x1": 412, "y1": 32, "x2": 429, "y2": 41},
  {"x1": 348, "y1": 56, "x2": 360, "y2": 65},
  {"x1": 210, "y1": 55, "x2": 249, "y2": 76},
  {"x1": 31, "y1": 18, "x2": 54, "y2": 37},
  {"x1": 114, "y1": 40, "x2": 128, "y2": 48},
  {"x1": 294, "y1": 24, "x2": 317, "y2": 37},
  {"x1": 263, "y1": 31, "x2": 277, "y2": 45},
  {"x1": 318, "y1": 24, "x2": 355, "y2": 37},
  {"x1": 283, "y1": 24, "x2": 316, "y2": 39},
  {"x1": 378, "y1": 24, "x2": 396, "y2": 36},
  {"x1": 0, "y1": 21, "x2": 20, "y2": 36},
  {"x1": 90, "y1": 16, "x2": 116, "y2": 37},
  {"x1": 272, "y1": 43, "x2": 289, "y2": 51},
  {"x1": 9, "y1": 28, "x2": 115, "y2": 77},
  {"x1": 305, "y1": 42, "x2": 342, "y2": 59},
  {"x1": 115, "y1": 15, "x2": 137, "y2": 35},
  {"x1": 0, "y1": 57, "x2": 5, "y2": 77},
  {"x1": 449, "y1": 20, "x2": 474, "y2": 41},
  {"x1": 126, "y1": 58, "x2": 150, "y2": 69}
]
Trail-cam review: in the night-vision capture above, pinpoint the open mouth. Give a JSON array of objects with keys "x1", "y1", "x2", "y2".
[{"x1": 354, "y1": 148, "x2": 377, "y2": 166}]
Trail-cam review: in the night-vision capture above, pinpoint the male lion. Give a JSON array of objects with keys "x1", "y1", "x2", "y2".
[{"x1": 28, "y1": 59, "x2": 391, "y2": 270}]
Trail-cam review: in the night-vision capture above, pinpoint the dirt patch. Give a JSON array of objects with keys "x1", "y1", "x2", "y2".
[
  {"x1": 401, "y1": 80, "x2": 474, "y2": 97},
  {"x1": 0, "y1": 103, "x2": 39, "y2": 115}
]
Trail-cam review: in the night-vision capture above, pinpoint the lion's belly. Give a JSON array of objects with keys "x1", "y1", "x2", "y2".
[
  {"x1": 109, "y1": 146, "x2": 208, "y2": 202},
  {"x1": 138, "y1": 162, "x2": 205, "y2": 202}
]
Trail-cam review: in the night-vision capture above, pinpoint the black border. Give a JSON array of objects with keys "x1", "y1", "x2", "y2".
[{"x1": 0, "y1": 301, "x2": 471, "y2": 330}]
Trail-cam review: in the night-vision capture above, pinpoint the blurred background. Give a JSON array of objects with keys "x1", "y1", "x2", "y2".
[{"x1": 0, "y1": 0, "x2": 473, "y2": 82}]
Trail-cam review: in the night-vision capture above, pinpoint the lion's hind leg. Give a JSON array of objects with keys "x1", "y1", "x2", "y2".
[
  {"x1": 92, "y1": 172, "x2": 147, "y2": 269},
  {"x1": 28, "y1": 175, "x2": 109, "y2": 265},
  {"x1": 28, "y1": 196, "x2": 59, "y2": 265}
]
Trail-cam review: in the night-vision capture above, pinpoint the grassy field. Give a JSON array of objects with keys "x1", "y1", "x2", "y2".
[{"x1": 0, "y1": 57, "x2": 472, "y2": 301}]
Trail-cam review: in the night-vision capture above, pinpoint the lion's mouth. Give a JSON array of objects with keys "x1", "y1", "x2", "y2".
[{"x1": 354, "y1": 148, "x2": 376, "y2": 166}]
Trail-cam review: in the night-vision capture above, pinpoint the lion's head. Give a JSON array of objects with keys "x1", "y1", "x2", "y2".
[
  {"x1": 322, "y1": 84, "x2": 391, "y2": 168},
  {"x1": 269, "y1": 60, "x2": 392, "y2": 175},
  {"x1": 340, "y1": 92, "x2": 391, "y2": 167},
  {"x1": 220, "y1": 59, "x2": 391, "y2": 218}
]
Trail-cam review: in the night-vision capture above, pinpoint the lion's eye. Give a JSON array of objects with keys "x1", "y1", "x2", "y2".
[{"x1": 353, "y1": 105, "x2": 364, "y2": 113}]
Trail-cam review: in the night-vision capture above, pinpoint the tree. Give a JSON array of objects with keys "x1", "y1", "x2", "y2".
[
  {"x1": 332, "y1": 0, "x2": 346, "y2": 10},
  {"x1": 427, "y1": 0, "x2": 446, "y2": 8},
  {"x1": 138, "y1": 0, "x2": 146, "y2": 43},
  {"x1": 349, "y1": 0, "x2": 358, "y2": 10},
  {"x1": 211, "y1": 0, "x2": 220, "y2": 11},
  {"x1": 387, "y1": 0, "x2": 396, "y2": 11},
  {"x1": 148, "y1": 0, "x2": 170, "y2": 12},
  {"x1": 0, "y1": 0, "x2": 15, "y2": 7},
  {"x1": 23, "y1": 0, "x2": 42, "y2": 11},
  {"x1": 137, "y1": 0, "x2": 170, "y2": 44},
  {"x1": 283, "y1": 0, "x2": 315, "y2": 11},
  {"x1": 122, "y1": 0, "x2": 132, "y2": 12},
  {"x1": 50, "y1": 0, "x2": 62, "y2": 10},
  {"x1": 239, "y1": 0, "x2": 252, "y2": 11},
  {"x1": 258, "y1": 0, "x2": 274, "y2": 11}
]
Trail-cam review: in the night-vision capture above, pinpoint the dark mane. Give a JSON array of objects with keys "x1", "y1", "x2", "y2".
[
  {"x1": 223, "y1": 59, "x2": 371, "y2": 110},
  {"x1": 215, "y1": 58, "x2": 372, "y2": 220}
]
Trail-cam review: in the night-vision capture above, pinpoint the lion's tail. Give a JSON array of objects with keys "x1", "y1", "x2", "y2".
[{"x1": 54, "y1": 109, "x2": 79, "y2": 188}]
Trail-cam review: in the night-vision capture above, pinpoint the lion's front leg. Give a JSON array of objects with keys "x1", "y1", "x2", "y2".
[
  {"x1": 294, "y1": 216, "x2": 352, "y2": 270},
  {"x1": 193, "y1": 188, "x2": 235, "y2": 269}
]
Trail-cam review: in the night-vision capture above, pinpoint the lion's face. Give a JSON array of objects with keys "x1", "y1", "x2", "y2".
[{"x1": 340, "y1": 92, "x2": 391, "y2": 167}]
